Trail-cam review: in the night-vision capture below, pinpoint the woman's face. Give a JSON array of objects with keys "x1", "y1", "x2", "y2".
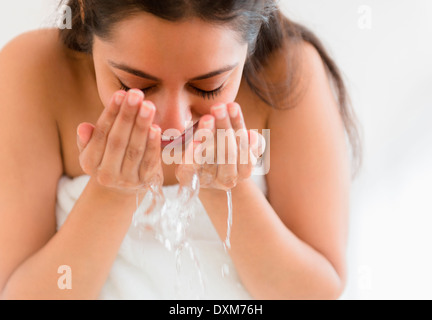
[{"x1": 92, "y1": 12, "x2": 249, "y2": 134}]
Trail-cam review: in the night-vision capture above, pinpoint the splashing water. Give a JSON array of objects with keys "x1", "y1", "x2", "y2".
[
  {"x1": 221, "y1": 189, "x2": 233, "y2": 279},
  {"x1": 132, "y1": 167, "x2": 234, "y2": 298},
  {"x1": 223, "y1": 189, "x2": 233, "y2": 252}
]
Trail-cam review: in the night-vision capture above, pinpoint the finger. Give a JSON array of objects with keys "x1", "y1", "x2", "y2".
[
  {"x1": 77, "y1": 122, "x2": 95, "y2": 153},
  {"x1": 139, "y1": 124, "x2": 162, "y2": 186},
  {"x1": 79, "y1": 91, "x2": 126, "y2": 174},
  {"x1": 100, "y1": 89, "x2": 144, "y2": 176},
  {"x1": 227, "y1": 103, "x2": 251, "y2": 179},
  {"x1": 193, "y1": 115, "x2": 215, "y2": 165},
  {"x1": 193, "y1": 115, "x2": 216, "y2": 187},
  {"x1": 121, "y1": 100, "x2": 156, "y2": 182},
  {"x1": 210, "y1": 104, "x2": 238, "y2": 189},
  {"x1": 227, "y1": 102, "x2": 244, "y2": 132},
  {"x1": 176, "y1": 133, "x2": 198, "y2": 184}
]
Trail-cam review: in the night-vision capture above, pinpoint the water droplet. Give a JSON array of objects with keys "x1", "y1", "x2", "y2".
[{"x1": 221, "y1": 263, "x2": 230, "y2": 278}]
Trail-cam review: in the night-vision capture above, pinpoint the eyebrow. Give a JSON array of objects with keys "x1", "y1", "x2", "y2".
[{"x1": 108, "y1": 60, "x2": 238, "y2": 82}]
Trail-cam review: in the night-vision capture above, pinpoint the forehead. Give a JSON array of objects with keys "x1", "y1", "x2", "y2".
[{"x1": 95, "y1": 13, "x2": 247, "y2": 79}]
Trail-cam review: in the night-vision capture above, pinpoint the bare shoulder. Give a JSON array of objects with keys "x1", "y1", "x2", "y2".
[
  {"x1": 240, "y1": 40, "x2": 329, "y2": 129},
  {"x1": 265, "y1": 39, "x2": 343, "y2": 124},
  {"x1": 265, "y1": 39, "x2": 349, "y2": 187},
  {"x1": 0, "y1": 28, "x2": 79, "y2": 111},
  {"x1": 0, "y1": 28, "x2": 71, "y2": 74},
  {"x1": 264, "y1": 39, "x2": 330, "y2": 104},
  {"x1": 0, "y1": 28, "x2": 97, "y2": 146}
]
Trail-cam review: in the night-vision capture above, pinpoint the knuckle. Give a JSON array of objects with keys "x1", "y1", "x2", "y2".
[
  {"x1": 227, "y1": 151, "x2": 237, "y2": 165},
  {"x1": 97, "y1": 170, "x2": 115, "y2": 187},
  {"x1": 145, "y1": 138, "x2": 159, "y2": 153},
  {"x1": 79, "y1": 154, "x2": 94, "y2": 174},
  {"x1": 125, "y1": 146, "x2": 144, "y2": 162},
  {"x1": 222, "y1": 180, "x2": 237, "y2": 190},
  {"x1": 135, "y1": 117, "x2": 150, "y2": 130},
  {"x1": 107, "y1": 136, "x2": 126, "y2": 151},
  {"x1": 238, "y1": 136, "x2": 249, "y2": 153},
  {"x1": 200, "y1": 173, "x2": 214, "y2": 186},
  {"x1": 119, "y1": 109, "x2": 137, "y2": 123},
  {"x1": 92, "y1": 125, "x2": 109, "y2": 142},
  {"x1": 217, "y1": 149, "x2": 237, "y2": 165},
  {"x1": 219, "y1": 174, "x2": 237, "y2": 188},
  {"x1": 105, "y1": 105, "x2": 119, "y2": 118},
  {"x1": 140, "y1": 157, "x2": 154, "y2": 170}
]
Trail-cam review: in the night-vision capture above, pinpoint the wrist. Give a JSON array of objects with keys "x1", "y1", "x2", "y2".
[
  {"x1": 86, "y1": 176, "x2": 148, "y2": 203},
  {"x1": 198, "y1": 177, "x2": 254, "y2": 199}
]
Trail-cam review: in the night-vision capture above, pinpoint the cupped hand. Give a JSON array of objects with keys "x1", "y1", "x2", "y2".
[
  {"x1": 76, "y1": 89, "x2": 163, "y2": 195},
  {"x1": 175, "y1": 102, "x2": 265, "y2": 191}
]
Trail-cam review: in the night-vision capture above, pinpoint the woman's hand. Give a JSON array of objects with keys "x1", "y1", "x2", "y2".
[
  {"x1": 176, "y1": 102, "x2": 265, "y2": 191},
  {"x1": 76, "y1": 89, "x2": 163, "y2": 195}
]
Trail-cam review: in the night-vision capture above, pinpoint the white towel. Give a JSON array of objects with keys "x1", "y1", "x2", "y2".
[{"x1": 56, "y1": 174, "x2": 267, "y2": 300}]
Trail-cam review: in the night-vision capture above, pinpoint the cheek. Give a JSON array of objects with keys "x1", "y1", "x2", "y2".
[{"x1": 93, "y1": 60, "x2": 118, "y2": 109}]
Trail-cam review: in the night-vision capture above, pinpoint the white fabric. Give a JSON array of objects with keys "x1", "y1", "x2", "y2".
[{"x1": 55, "y1": 174, "x2": 267, "y2": 300}]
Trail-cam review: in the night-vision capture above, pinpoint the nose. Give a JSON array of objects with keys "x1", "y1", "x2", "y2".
[{"x1": 151, "y1": 90, "x2": 193, "y2": 136}]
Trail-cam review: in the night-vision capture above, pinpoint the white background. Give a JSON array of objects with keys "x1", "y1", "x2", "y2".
[{"x1": 1, "y1": 0, "x2": 432, "y2": 300}]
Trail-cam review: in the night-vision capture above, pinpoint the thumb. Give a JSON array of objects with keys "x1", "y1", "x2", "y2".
[{"x1": 77, "y1": 122, "x2": 95, "y2": 153}]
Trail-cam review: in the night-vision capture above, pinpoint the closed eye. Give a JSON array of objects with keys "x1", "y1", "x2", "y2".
[
  {"x1": 118, "y1": 80, "x2": 225, "y2": 100},
  {"x1": 187, "y1": 83, "x2": 224, "y2": 100},
  {"x1": 119, "y1": 80, "x2": 155, "y2": 95}
]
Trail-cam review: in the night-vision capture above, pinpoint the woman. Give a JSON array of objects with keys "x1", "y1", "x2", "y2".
[{"x1": 0, "y1": 0, "x2": 360, "y2": 299}]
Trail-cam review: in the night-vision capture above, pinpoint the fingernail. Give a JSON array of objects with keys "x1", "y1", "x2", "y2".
[
  {"x1": 140, "y1": 101, "x2": 154, "y2": 118},
  {"x1": 77, "y1": 131, "x2": 83, "y2": 144},
  {"x1": 128, "y1": 90, "x2": 143, "y2": 107},
  {"x1": 228, "y1": 103, "x2": 239, "y2": 118},
  {"x1": 202, "y1": 117, "x2": 215, "y2": 130},
  {"x1": 76, "y1": 125, "x2": 84, "y2": 142},
  {"x1": 149, "y1": 125, "x2": 160, "y2": 140},
  {"x1": 115, "y1": 92, "x2": 126, "y2": 106},
  {"x1": 212, "y1": 104, "x2": 227, "y2": 120}
]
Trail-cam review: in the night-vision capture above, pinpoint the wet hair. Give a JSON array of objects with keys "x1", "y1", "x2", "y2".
[{"x1": 59, "y1": 0, "x2": 362, "y2": 175}]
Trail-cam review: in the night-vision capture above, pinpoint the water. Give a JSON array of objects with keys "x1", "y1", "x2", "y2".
[
  {"x1": 223, "y1": 189, "x2": 233, "y2": 252},
  {"x1": 221, "y1": 263, "x2": 230, "y2": 278},
  {"x1": 132, "y1": 168, "x2": 234, "y2": 298},
  {"x1": 221, "y1": 190, "x2": 233, "y2": 280}
]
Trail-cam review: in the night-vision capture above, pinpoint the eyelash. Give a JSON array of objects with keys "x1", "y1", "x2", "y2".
[{"x1": 119, "y1": 81, "x2": 224, "y2": 100}]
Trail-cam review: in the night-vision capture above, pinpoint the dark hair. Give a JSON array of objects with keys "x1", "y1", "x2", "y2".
[{"x1": 59, "y1": 0, "x2": 362, "y2": 176}]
